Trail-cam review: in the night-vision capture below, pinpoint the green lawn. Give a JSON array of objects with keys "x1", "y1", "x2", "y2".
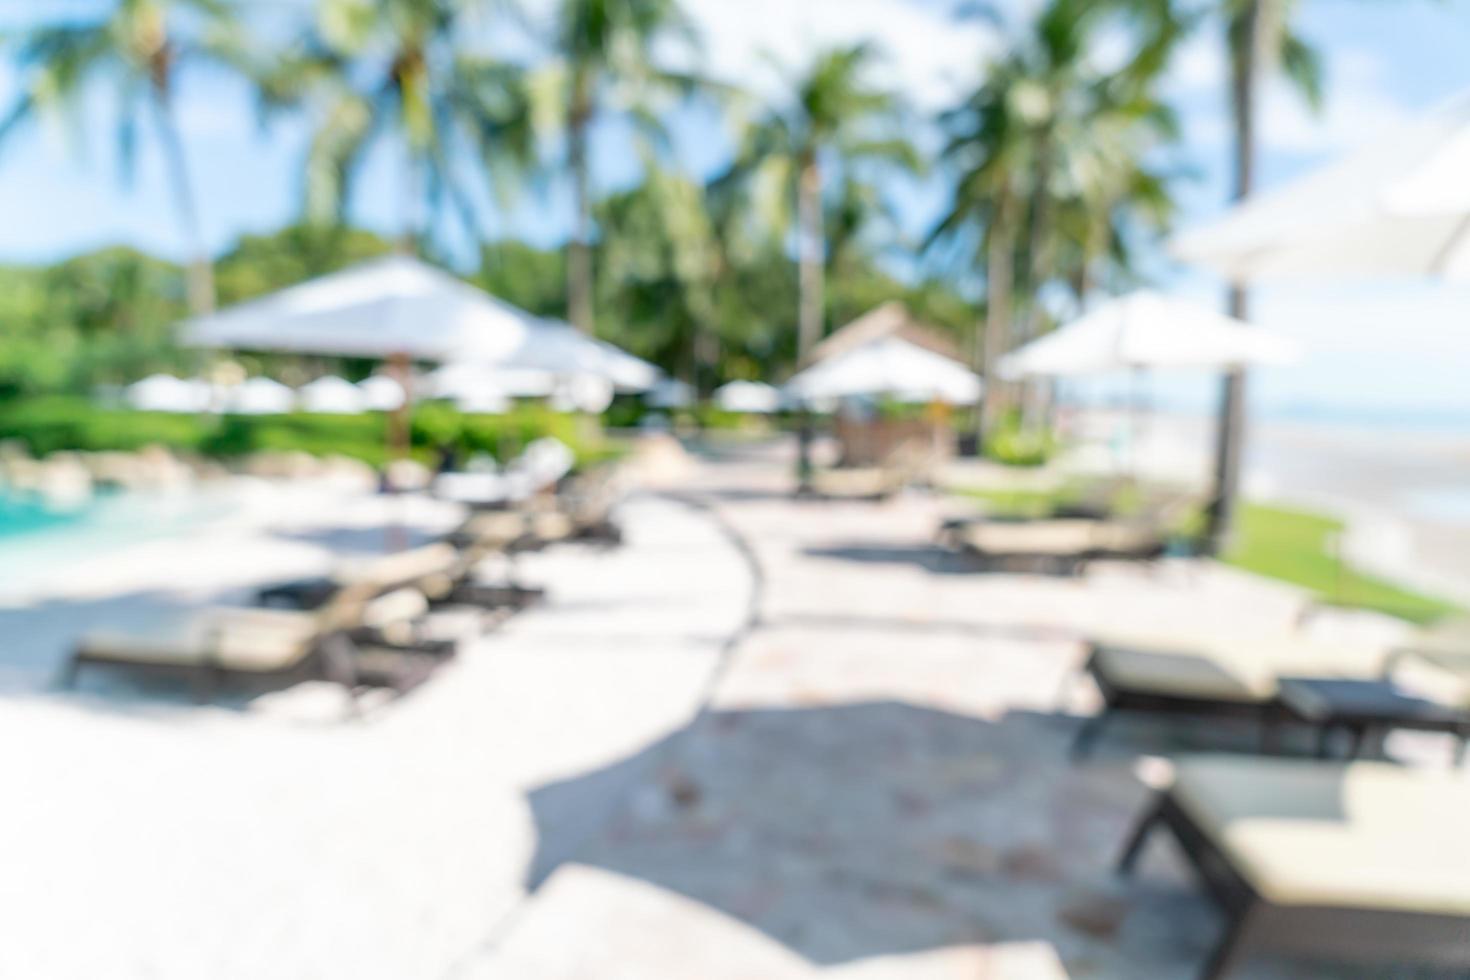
[
  {"x1": 1223, "y1": 503, "x2": 1461, "y2": 626},
  {"x1": 951, "y1": 484, "x2": 1461, "y2": 625}
]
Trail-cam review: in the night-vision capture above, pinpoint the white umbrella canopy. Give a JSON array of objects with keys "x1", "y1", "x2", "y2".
[
  {"x1": 1172, "y1": 92, "x2": 1470, "y2": 281},
  {"x1": 424, "y1": 362, "x2": 557, "y2": 400},
  {"x1": 784, "y1": 337, "x2": 982, "y2": 406},
  {"x1": 226, "y1": 377, "x2": 295, "y2": 415},
  {"x1": 182, "y1": 255, "x2": 534, "y2": 361},
  {"x1": 357, "y1": 374, "x2": 407, "y2": 411},
  {"x1": 298, "y1": 376, "x2": 367, "y2": 414},
  {"x1": 715, "y1": 380, "x2": 783, "y2": 414},
  {"x1": 126, "y1": 374, "x2": 211, "y2": 413},
  {"x1": 498, "y1": 322, "x2": 661, "y2": 392},
  {"x1": 999, "y1": 291, "x2": 1300, "y2": 379}
]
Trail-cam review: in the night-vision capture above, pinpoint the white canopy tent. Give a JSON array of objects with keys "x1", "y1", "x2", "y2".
[
  {"x1": 357, "y1": 375, "x2": 407, "y2": 412},
  {"x1": 298, "y1": 376, "x2": 368, "y2": 414},
  {"x1": 183, "y1": 255, "x2": 535, "y2": 361},
  {"x1": 999, "y1": 291, "x2": 1299, "y2": 379},
  {"x1": 226, "y1": 377, "x2": 295, "y2": 415},
  {"x1": 784, "y1": 337, "x2": 982, "y2": 406},
  {"x1": 126, "y1": 374, "x2": 212, "y2": 413},
  {"x1": 1172, "y1": 91, "x2": 1470, "y2": 281},
  {"x1": 715, "y1": 380, "x2": 783, "y2": 414}
]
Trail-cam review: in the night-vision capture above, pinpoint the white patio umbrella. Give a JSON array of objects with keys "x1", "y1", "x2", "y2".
[
  {"x1": 646, "y1": 378, "x2": 695, "y2": 409},
  {"x1": 298, "y1": 376, "x2": 367, "y2": 414},
  {"x1": 126, "y1": 374, "x2": 211, "y2": 413},
  {"x1": 998, "y1": 291, "x2": 1299, "y2": 379},
  {"x1": 498, "y1": 322, "x2": 660, "y2": 393},
  {"x1": 226, "y1": 377, "x2": 295, "y2": 415},
  {"x1": 551, "y1": 374, "x2": 615, "y2": 414},
  {"x1": 183, "y1": 255, "x2": 535, "y2": 361},
  {"x1": 424, "y1": 362, "x2": 557, "y2": 401},
  {"x1": 358, "y1": 375, "x2": 407, "y2": 412},
  {"x1": 183, "y1": 256, "x2": 548, "y2": 492},
  {"x1": 784, "y1": 337, "x2": 982, "y2": 406},
  {"x1": 1172, "y1": 91, "x2": 1470, "y2": 280},
  {"x1": 715, "y1": 380, "x2": 783, "y2": 414}
]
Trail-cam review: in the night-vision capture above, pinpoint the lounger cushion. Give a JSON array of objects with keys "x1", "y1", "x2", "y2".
[
  {"x1": 812, "y1": 468, "x2": 894, "y2": 499},
  {"x1": 961, "y1": 519, "x2": 1097, "y2": 557},
  {"x1": 462, "y1": 511, "x2": 531, "y2": 545},
  {"x1": 1171, "y1": 757, "x2": 1470, "y2": 916},
  {"x1": 1091, "y1": 634, "x2": 1387, "y2": 703},
  {"x1": 361, "y1": 588, "x2": 430, "y2": 630},
  {"x1": 78, "y1": 608, "x2": 318, "y2": 672},
  {"x1": 336, "y1": 543, "x2": 460, "y2": 590}
]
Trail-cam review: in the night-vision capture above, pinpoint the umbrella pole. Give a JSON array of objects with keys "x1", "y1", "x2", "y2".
[{"x1": 386, "y1": 352, "x2": 413, "y2": 551}]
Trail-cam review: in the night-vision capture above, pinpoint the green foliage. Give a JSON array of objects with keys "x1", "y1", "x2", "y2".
[
  {"x1": 0, "y1": 248, "x2": 189, "y2": 399},
  {"x1": 0, "y1": 396, "x2": 205, "y2": 456},
  {"x1": 214, "y1": 224, "x2": 394, "y2": 306},
  {"x1": 0, "y1": 397, "x2": 602, "y2": 469},
  {"x1": 1224, "y1": 503, "x2": 1462, "y2": 626},
  {"x1": 981, "y1": 412, "x2": 1057, "y2": 467}
]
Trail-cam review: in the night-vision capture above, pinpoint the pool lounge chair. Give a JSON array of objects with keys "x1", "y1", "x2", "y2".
[
  {"x1": 258, "y1": 541, "x2": 466, "y2": 610},
  {"x1": 948, "y1": 491, "x2": 1195, "y2": 574},
  {"x1": 1117, "y1": 756, "x2": 1470, "y2": 980},
  {"x1": 61, "y1": 583, "x2": 440, "y2": 704},
  {"x1": 1071, "y1": 631, "x2": 1389, "y2": 758},
  {"x1": 806, "y1": 444, "x2": 936, "y2": 502}
]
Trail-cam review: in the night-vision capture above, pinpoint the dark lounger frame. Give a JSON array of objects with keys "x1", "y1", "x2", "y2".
[{"x1": 1117, "y1": 790, "x2": 1470, "y2": 980}]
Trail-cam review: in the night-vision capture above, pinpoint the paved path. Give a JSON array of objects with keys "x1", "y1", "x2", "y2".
[
  {"x1": 475, "y1": 455, "x2": 1404, "y2": 980},
  {"x1": 0, "y1": 490, "x2": 751, "y2": 980}
]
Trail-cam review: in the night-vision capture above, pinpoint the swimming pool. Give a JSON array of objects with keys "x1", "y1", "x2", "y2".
[{"x1": 0, "y1": 488, "x2": 231, "y2": 591}]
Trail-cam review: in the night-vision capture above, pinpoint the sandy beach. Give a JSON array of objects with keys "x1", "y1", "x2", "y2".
[{"x1": 4, "y1": 447, "x2": 1456, "y2": 978}]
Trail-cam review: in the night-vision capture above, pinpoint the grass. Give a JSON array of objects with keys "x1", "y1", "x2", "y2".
[
  {"x1": 1223, "y1": 502, "x2": 1461, "y2": 626},
  {"x1": 952, "y1": 483, "x2": 1461, "y2": 625}
]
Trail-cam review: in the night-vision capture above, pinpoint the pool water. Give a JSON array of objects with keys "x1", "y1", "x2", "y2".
[
  {"x1": 0, "y1": 488, "x2": 230, "y2": 592},
  {"x1": 0, "y1": 492, "x2": 85, "y2": 540}
]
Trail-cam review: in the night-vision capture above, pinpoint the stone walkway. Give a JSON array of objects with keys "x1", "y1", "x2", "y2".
[
  {"x1": 0, "y1": 488, "x2": 750, "y2": 980},
  {"x1": 473, "y1": 455, "x2": 1411, "y2": 979}
]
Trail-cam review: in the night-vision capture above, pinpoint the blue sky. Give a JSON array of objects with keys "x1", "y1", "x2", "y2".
[{"x1": 1, "y1": 0, "x2": 1469, "y2": 418}]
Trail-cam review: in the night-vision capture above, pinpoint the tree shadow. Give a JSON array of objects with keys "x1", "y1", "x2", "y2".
[
  {"x1": 269, "y1": 524, "x2": 443, "y2": 554},
  {"x1": 522, "y1": 700, "x2": 1237, "y2": 974},
  {"x1": 801, "y1": 542, "x2": 988, "y2": 575}
]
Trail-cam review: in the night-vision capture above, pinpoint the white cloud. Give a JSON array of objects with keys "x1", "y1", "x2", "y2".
[
  {"x1": 682, "y1": 0, "x2": 993, "y2": 112},
  {"x1": 1175, "y1": 42, "x2": 1410, "y2": 159}
]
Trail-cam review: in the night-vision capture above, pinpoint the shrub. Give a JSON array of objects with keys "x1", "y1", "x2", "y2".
[
  {"x1": 982, "y1": 411, "x2": 1058, "y2": 468},
  {"x1": 0, "y1": 396, "x2": 606, "y2": 468}
]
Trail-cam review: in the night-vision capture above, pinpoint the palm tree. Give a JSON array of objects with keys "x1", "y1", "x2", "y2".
[
  {"x1": 931, "y1": 0, "x2": 1181, "y2": 443},
  {"x1": 739, "y1": 44, "x2": 915, "y2": 365},
  {"x1": 1210, "y1": 0, "x2": 1321, "y2": 541},
  {"x1": 0, "y1": 0, "x2": 243, "y2": 314},
  {"x1": 261, "y1": 0, "x2": 534, "y2": 254},
  {"x1": 543, "y1": 0, "x2": 701, "y2": 335}
]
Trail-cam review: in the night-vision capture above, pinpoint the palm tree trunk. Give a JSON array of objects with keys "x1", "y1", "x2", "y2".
[
  {"x1": 979, "y1": 187, "x2": 1019, "y2": 449},
  {"x1": 567, "y1": 85, "x2": 595, "y2": 335},
  {"x1": 1208, "y1": 2, "x2": 1260, "y2": 549},
  {"x1": 796, "y1": 155, "x2": 825, "y2": 365},
  {"x1": 150, "y1": 87, "x2": 213, "y2": 315}
]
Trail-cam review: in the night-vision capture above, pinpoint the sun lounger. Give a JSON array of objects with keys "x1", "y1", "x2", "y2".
[
  {"x1": 806, "y1": 443, "x2": 936, "y2": 502},
  {"x1": 1071, "y1": 632, "x2": 1409, "y2": 758},
  {"x1": 61, "y1": 583, "x2": 438, "y2": 703},
  {"x1": 258, "y1": 541, "x2": 464, "y2": 610},
  {"x1": 1117, "y1": 756, "x2": 1470, "y2": 979},
  {"x1": 948, "y1": 490, "x2": 1195, "y2": 573}
]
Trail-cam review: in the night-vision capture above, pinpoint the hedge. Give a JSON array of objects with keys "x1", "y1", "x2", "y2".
[{"x1": 0, "y1": 396, "x2": 606, "y2": 468}]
